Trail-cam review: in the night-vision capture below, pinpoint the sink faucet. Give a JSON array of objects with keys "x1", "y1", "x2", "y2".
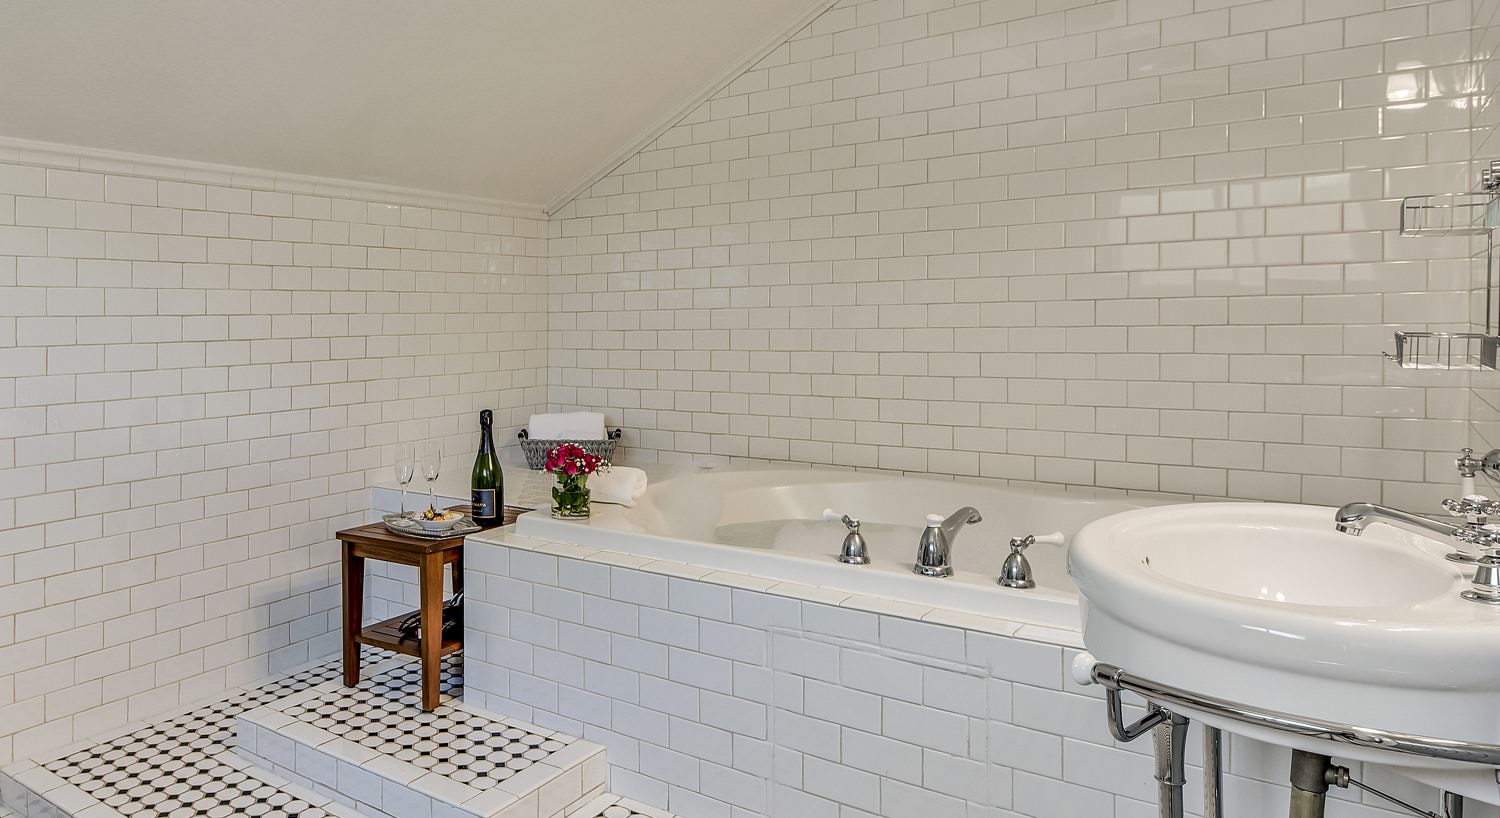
[
  {"x1": 1334, "y1": 497, "x2": 1500, "y2": 604},
  {"x1": 1335, "y1": 448, "x2": 1500, "y2": 604},
  {"x1": 1332, "y1": 502, "x2": 1464, "y2": 540},
  {"x1": 914, "y1": 507, "x2": 982, "y2": 577}
]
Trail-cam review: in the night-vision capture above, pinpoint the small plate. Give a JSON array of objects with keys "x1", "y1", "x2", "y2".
[{"x1": 383, "y1": 513, "x2": 481, "y2": 539}]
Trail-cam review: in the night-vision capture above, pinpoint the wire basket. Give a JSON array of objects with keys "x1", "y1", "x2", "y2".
[
  {"x1": 517, "y1": 428, "x2": 623, "y2": 470},
  {"x1": 1399, "y1": 193, "x2": 1496, "y2": 237},
  {"x1": 1385, "y1": 331, "x2": 1500, "y2": 370}
]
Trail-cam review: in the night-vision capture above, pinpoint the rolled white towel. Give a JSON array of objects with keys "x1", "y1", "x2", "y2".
[
  {"x1": 590, "y1": 466, "x2": 648, "y2": 507},
  {"x1": 529, "y1": 411, "x2": 605, "y2": 440}
]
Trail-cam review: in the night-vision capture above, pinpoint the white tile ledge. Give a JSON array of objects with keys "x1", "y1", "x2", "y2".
[{"x1": 465, "y1": 527, "x2": 1078, "y2": 647}]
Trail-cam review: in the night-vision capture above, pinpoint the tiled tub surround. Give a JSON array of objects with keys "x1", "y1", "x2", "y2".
[
  {"x1": 461, "y1": 529, "x2": 1444, "y2": 818},
  {"x1": 547, "y1": 0, "x2": 1481, "y2": 509},
  {"x1": 0, "y1": 143, "x2": 550, "y2": 766}
]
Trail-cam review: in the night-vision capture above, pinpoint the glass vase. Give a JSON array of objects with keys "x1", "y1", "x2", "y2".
[{"x1": 552, "y1": 473, "x2": 591, "y2": 519}]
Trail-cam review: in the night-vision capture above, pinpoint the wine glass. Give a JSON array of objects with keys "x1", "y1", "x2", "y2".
[
  {"x1": 394, "y1": 443, "x2": 415, "y2": 517},
  {"x1": 419, "y1": 441, "x2": 442, "y2": 513}
]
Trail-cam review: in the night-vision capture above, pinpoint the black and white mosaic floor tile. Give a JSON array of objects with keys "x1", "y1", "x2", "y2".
[
  {"x1": 54, "y1": 753, "x2": 321, "y2": 818},
  {"x1": 12, "y1": 657, "x2": 363, "y2": 818},
  {"x1": 53, "y1": 662, "x2": 345, "y2": 775},
  {"x1": 6, "y1": 651, "x2": 679, "y2": 818}
]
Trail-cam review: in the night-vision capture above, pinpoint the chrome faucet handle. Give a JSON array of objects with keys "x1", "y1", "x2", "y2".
[
  {"x1": 823, "y1": 508, "x2": 859, "y2": 530},
  {"x1": 823, "y1": 508, "x2": 869, "y2": 565},
  {"x1": 1441, "y1": 497, "x2": 1500, "y2": 519},
  {"x1": 1454, "y1": 524, "x2": 1500, "y2": 604},
  {"x1": 1453, "y1": 524, "x2": 1500, "y2": 551},
  {"x1": 1457, "y1": 448, "x2": 1482, "y2": 478},
  {"x1": 1442, "y1": 497, "x2": 1476, "y2": 516},
  {"x1": 998, "y1": 531, "x2": 1064, "y2": 590}
]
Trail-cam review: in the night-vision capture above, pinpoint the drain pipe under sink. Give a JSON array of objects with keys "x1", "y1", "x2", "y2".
[{"x1": 1289, "y1": 750, "x2": 1338, "y2": 818}]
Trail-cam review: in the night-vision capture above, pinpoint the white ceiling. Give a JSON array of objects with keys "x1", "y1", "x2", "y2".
[{"x1": 0, "y1": 0, "x2": 822, "y2": 207}]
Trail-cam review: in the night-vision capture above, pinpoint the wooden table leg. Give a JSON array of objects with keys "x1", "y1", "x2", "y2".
[
  {"x1": 342, "y1": 542, "x2": 364, "y2": 687},
  {"x1": 419, "y1": 551, "x2": 443, "y2": 711},
  {"x1": 452, "y1": 548, "x2": 464, "y2": 596}
]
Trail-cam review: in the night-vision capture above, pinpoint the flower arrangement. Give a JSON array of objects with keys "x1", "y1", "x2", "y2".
[{"x1": 546, "y1": 443, "x2": 608, "y2": 519}]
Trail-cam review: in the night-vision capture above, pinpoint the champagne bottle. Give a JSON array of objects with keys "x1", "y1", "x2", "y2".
[{"x1": 471, "y1": 409, "x2": 502, "y2": 526}]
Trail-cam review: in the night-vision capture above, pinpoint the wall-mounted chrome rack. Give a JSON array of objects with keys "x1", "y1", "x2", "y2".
[
  {"x1": 1385, "y1": 330, "x2": 1500, "y2": 370},
  {"x1": 1389, "y1": 161, "x2": 1500, "y2": 370},
  {"x1": 1400, "y1": 191, "x2": 1497, "y2": 237}
]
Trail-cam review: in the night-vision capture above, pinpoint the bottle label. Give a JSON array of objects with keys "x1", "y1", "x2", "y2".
[{"x1": 472, "y1": 489, "x2": 497, "y2": 522}]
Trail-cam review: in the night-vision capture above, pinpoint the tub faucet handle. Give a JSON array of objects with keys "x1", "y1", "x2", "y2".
[
  {"x1": 999, "y1": 531, "x2": 1063, "y2": 590},
  {"x1": 823, "y1": 509, "x2": 869, "y2": 565}
]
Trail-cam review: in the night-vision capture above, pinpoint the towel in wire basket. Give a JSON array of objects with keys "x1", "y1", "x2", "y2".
[{"x1": 516, "y1": 427, "x2": 622, "y2": 470}]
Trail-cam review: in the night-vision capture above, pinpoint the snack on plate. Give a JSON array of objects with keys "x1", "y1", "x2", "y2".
[{"x1": 414, "y1": 507, "x2": 464, "y2": 531}]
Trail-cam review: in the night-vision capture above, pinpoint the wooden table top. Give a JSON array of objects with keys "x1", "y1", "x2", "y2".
[{"x1": 337, "y1": 520, "x2": 467, "y2": 554}]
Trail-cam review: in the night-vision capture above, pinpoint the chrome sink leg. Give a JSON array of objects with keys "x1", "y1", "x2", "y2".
[
  {"x1": 1154, "y1": 710, "x2": 1189, "y2": 818},
  {"x1": 1444, "y1": 791, "x2": 1464, "y2": 818},
  {"x1": 1204, "y1": 726, "x2": 1223, "y2": 818}
]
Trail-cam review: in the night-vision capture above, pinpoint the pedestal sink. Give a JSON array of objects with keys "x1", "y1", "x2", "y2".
[{"x1": 1069, "y1": 502, "x2": 1500, "y2": 800}]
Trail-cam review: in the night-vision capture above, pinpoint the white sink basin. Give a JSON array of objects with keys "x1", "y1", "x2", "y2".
[
  {"x1": 1069, "y1": 502, "x2": 1500, "y2": 770},
  {"x1": 1142, "y1": 525, "x2": 1456, "y2": 608}
]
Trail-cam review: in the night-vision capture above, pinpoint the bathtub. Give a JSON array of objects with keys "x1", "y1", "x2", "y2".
[{"x1": 511, "y1": 468, "x2": 1160, "y2": 629}]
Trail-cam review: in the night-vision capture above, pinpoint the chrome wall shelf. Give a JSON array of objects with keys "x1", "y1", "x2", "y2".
[
  {"x1": 1385, "y1": 331, "x2": 1500, "y2": 371},
  {"x1": 1388, "y1": 161, "x2": 1500, "y2": 371},
  {"x1": 1400, "y1": 192, "x2": 1496, "y2": 238}
]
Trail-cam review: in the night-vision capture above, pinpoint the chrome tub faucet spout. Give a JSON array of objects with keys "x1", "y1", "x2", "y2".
[{"x1": 914, "y1": 507, "x2": 982, "y2": 578}]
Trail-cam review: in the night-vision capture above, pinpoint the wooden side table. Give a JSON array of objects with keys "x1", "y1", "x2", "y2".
[{"x1": 338, "y1": 519, "x2": 465, "y2": 711}]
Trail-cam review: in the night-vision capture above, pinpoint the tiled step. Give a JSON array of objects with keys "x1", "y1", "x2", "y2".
[
  {"x1": 235, "y1": 656, "x2": 607, "y2": 818},
  {"x1": 564, "y1": 795, "x2": 674, "y2": 818}
]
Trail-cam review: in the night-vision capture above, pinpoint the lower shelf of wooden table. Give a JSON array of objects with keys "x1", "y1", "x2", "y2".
[{"x1": 353, "y1": 610, "x2": 463, "y2": 658}]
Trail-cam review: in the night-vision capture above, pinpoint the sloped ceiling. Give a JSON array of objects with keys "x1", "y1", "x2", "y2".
[{"x1": 0, "y1": 0, "x2": 823, "y2": 206}]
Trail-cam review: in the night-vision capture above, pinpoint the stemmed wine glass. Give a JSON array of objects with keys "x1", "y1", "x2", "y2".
[
  {"x1": 394, "y1": 443, "x2": 415, "y2": 517},
  {"x1": 418, "y1": 441, "x2": 442, "y2": 513}
]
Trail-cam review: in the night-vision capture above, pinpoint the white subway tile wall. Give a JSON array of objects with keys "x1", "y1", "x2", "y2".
[
  {"x1": 547, "y1": 0, "x2": 1481, "y2": 508},
  {"x1": 1470, "y1": 2, "x2": 1500, "y2": 470},
  {"x1": 0, "y1": 148, "x2": 549, "y2": 765},
  {"x1": 463, "y1": 538, "x2": 1438, "y2": 818}
]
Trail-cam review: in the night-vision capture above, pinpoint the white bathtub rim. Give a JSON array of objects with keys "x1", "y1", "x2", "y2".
[{"x1": 465, "y1": 523, "x2": 1086, "y2": 650}]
